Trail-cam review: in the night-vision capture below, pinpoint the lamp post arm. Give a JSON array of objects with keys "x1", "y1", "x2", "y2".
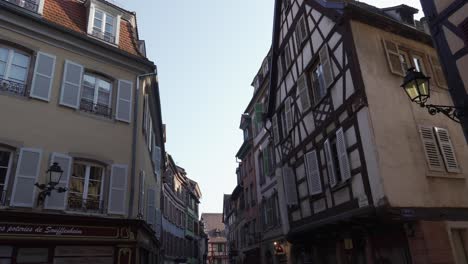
[{"x1": 422, "y1": 103, "x2": 466, "y2": 123}]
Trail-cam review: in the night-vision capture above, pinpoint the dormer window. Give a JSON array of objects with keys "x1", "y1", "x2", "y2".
[
  {"x1": 92, "y1": 9, "x2": 116, "y2": 43},
  {"x1": 86, "y1": 0, "x2": 125, "y2": 46}
]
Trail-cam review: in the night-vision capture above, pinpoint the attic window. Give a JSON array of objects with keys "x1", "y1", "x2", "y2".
[
  {"x1": 87, "y1": 0, "x2": 123, "y2": 45},
  {"x1": 92, "y1": 10, "x2": 116, "y2": 43}
]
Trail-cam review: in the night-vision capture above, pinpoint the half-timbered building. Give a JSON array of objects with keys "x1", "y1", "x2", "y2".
[{"x1": 264, "y1": 0, "x2": 468, "y2": 263}]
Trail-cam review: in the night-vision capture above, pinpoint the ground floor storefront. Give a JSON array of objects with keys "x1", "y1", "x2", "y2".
[
  {"x1": 0, "y1": 211, "x2": 160, "y2": 264},
  {"x1": 287, "y1": 208, "x2": 468, "y2": 264}
]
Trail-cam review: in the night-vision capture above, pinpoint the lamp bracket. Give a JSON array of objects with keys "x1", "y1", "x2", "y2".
[{"x1": 422, "y1": 103, "x2": 466, "y2": 123}]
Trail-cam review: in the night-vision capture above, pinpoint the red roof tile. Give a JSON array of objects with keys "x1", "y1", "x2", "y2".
[{"x1": 43, "y1": 0, "x2": 142, "y2": 57}]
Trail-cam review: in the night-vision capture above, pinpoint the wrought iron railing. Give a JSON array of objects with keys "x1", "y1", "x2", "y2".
[
  {"x1": 91, "y1": 28, "x2": 116, "y2": 44},
  {"x1": 0, "y1": 77, "x2": 27, "y2": 96},
  {"x1": 67, "y1": 196, "x2": 105, "y2": 213},
  {"x1": 3, "y1": 0, "x2": 39, "y2": 13},
  {"x1": 79, "y1": 98, "x2": 112, "y2": 118}
]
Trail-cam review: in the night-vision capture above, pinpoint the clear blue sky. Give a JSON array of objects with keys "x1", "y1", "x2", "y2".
[{"x1": 120, "y1": 0, "x2": 423, "y2": 215}]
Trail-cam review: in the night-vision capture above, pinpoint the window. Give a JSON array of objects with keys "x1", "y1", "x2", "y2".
[
  {"x1": 310, "y1": 62, "x2": 327, "y2": 105},
  {"x1": 92, "y1": 9, "x2": 117, "y2": 43},
  {"x1": 0, "y1": 150, "x2": 12, "y2": 205},
  {"x1": 0, "y1": 46, "x2": 31, "y2": 95},
  {"x1": 69, "y1": 162, "x2": 104, "y2": 211},
  {"x1": 5, "y1": 0, "x2": 39, "y2": 13},
  {"x1": 295, "y1": 16, "x2": 308, "y2": 49},
  {"x1": 258, "y1": 152, "x2": 265, "y2": 185},
  {"x1": 217, "y1": 243, "x2": 225, "y2": 252},
  {"x1": 419, "y1": 126, "x2": 459, "y2": 173},
  {"x1": 250, "y1": 183, "x2": 255, "y2": 206},
  {"x1": 281, "y1": 44, "x2": 292, "y2": 72},
  {"x1": 81, "y1": 73, "x2": 112, "y2": 117}
]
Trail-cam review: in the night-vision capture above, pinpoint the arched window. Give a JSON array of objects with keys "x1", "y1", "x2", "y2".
[
  {"x1": 0, "y1": 45, "x2": 31, "y2": 95},
  {"x1": 68, "y1": 160, "x2": 105, "y2": 212},
  {"x1": 80, "y1": 72, "x2": 113, "y2": 117}
]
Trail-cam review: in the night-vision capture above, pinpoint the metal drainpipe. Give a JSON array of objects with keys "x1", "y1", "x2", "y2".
[{"x1": 128, "y1": 71, "x2": 158, "y2": 217}]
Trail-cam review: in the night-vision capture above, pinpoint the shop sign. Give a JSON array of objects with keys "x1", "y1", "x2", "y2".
[{"x1": 0, "y1": 223, "x2": 118, "y2": 238}]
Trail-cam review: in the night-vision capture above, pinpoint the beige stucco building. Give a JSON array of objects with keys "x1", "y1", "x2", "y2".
[{"x1": 0, "y1": 0, "x2": 164, "y2": 263}]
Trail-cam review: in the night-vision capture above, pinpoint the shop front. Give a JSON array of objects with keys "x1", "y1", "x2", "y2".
[{"x1": 0, "y1": 211, "x2": 160, "y2": 264}]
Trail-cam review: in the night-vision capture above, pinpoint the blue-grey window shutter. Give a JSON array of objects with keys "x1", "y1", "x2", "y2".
[
  {"x1": 59, "y1": 60, "x2": 83, "y2": 108},
  {"x1": 10, "y1": 148, "x2": 42, "y2": 207},
  {"x1": 30, "y1": 52, "x2": 56, "y2": 101},
  {"x1": 108, "y1": 164, "x2": 128, "y2": 215},
  {"x1": 116, "y1": 80, "x2": 133, "y2": 123}
]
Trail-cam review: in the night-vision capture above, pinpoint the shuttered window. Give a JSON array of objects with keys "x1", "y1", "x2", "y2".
[
  {"x1": 282, "y1": 166, "x2": 298, "y2": 206},
  {"x1": 297, "y1": 74, "x2": 311, "y2": 111},
  {"x1": 336, "y1": 128, "x2": 351, "y2": 181},
  {"x1": 383, "y1": 39, "x2": 405, "y2": 76},
  {"x1": 108, "y1": 164, "x2": 128, "y2": 215},
  {"x1": 419, "y1": 126, "x2": 445, "y2": 172},
  {"x1": 254, "y1": 103, "x2": 264, "y2": 125},
  {"x1": 45, "y1": 153, "x2": 72, "y2": 210},
  {"x1": 434, "y1": 127, "x2": 460, "y2": 173},
  {"x1": 147, "y1": 187, "x2": 156, "y2": 226},
  {"x1": 295, "y1": 16, "x2": 308, "y2": 50},
  {"x1": 319, "y1": 44, "x2": 334, "y2": 88},
  {"x1": 305, "y1": 150, "x2": 322, "y2": 195},
  {"x1": 116, "y1": 80, "x2": 133, "y2": 123},
  {"x1": 324, "y1": 139, "x2": 337, "y2": 187},
  {"x1": 30, "y1": 52, "x2": 56, "y2": 101},
  {"x1": 10, "y1": 148, "x2": 42, "y2": 207},
  {"x1": 60, "y1": 60, "x2": 83, "y2": 108},
  {"x1": 272, "y1": 114, "x2": 280, "y2": 145},
  {"x1": 282, "y1": 43, "x2": 292, "y2": 71},
  {"x1": 428, "y1": 55, "x2": 448, "y2": 88},
  {"x1": 285, "y1": 97, "x2": 293, "y2": 132}
]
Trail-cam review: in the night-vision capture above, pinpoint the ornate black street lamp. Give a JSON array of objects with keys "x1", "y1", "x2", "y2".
[
  {"x1": 401, "y1": 68, "x2": 467, "y2": 123},
  {"x1": 35, "y1": 162, "x2": 67, "y2": 205}
]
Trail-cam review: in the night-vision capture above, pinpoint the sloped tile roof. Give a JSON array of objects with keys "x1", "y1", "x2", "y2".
[{"x1": 43, "y1": 0, "x2": 142, "y2": 56}]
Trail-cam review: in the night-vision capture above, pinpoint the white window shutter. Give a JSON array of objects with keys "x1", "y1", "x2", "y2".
[
  {"x1": 336, "y1": 128, "x2": 351, "y2": 181},
  {"x1": 30, "y1": 52, "x2": 56, "y2": 101},
  {"x1": 59, "y1": 60, "x2": 83, "y2": 109},
  {"x1": 285, "y1": 97, "x2": 293, "y2": 132},
  {"x1": 272, "y1": 114, "x2": 280, "y2": 145},
  {"x1": 116, "y1": 80, "x2": 133, "y2": 123},
  {"x1": 282, "y1": 166, "x2": 298, "y2": 206},
  {"x1": 10, "y1": 148, "x2": 42, "y2": 207},
  {"x1": 138, "y1": 171, "x2": 145, "y2": 217},
  {"x1": 297, "y1": 74, "x2": 311, "y2": 111},
  {"x1": 434, "y1": 127, "x2": 460, "y2": 173},
  {"x1": 305, "y1": 151, "x2": 322, "y2": 195},
  {"x1": 319, "y1": 45, "x2": 334, "y2": 88},
  {"x1": 45, "y1": 153, "x2": 72, "y2": 210},
  {"x1": 147, "y1": 187, "x2": 156, "y2": 226},
  {"x1": 108, "y1": 164, "x2": 128, "y2": 215},
  {"x1": 324, "y1": 139, "x2": 337, "y2": 187},
  {"x1": 418, "y1": 126, "x2": 445, "y2": 172},
  {"x1": 382, "y1": 39, "x2": 405, "y2": 76}
]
